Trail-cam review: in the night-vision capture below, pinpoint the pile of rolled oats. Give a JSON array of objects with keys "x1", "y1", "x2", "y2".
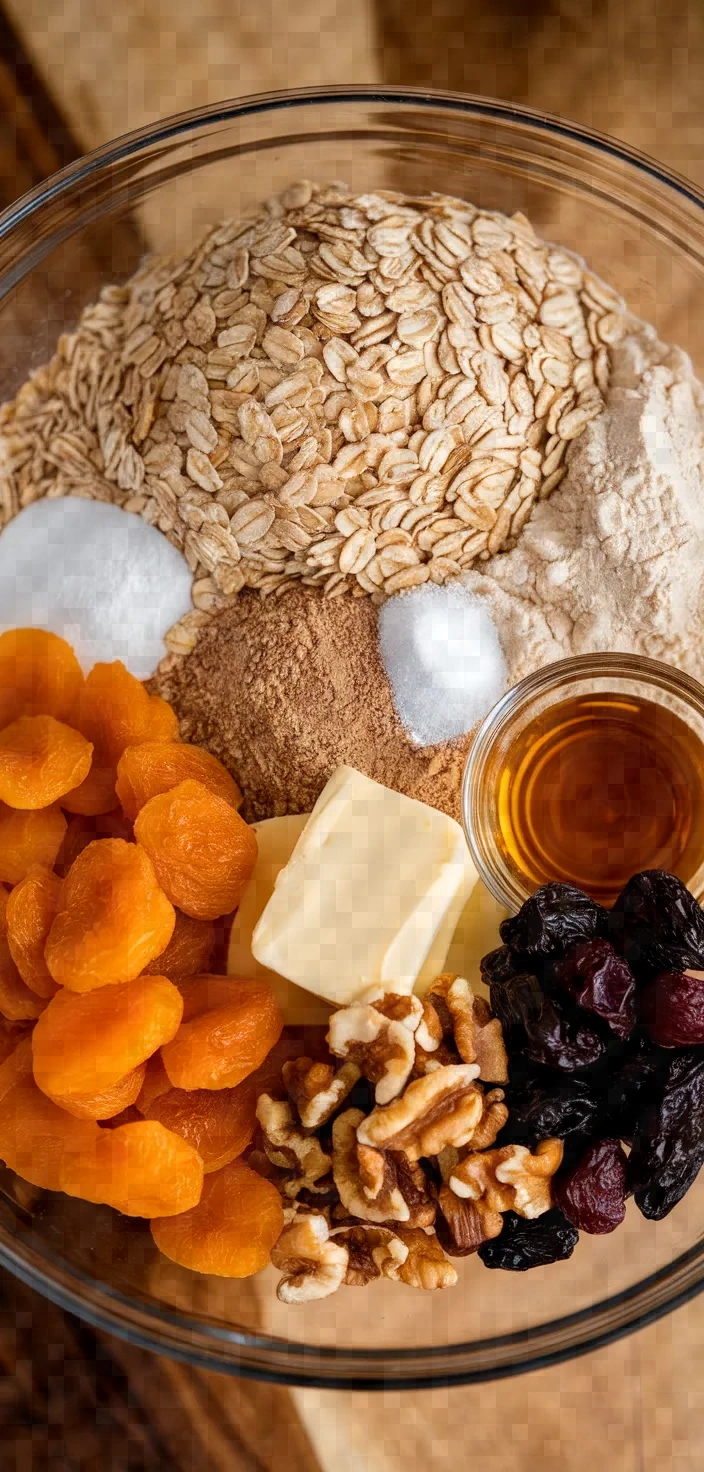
[
  {"x1": 0, "y1": 181, "x2": 626, "y2": 655},
  {"x1": 253, "y1": 974, "x2": 563, "y2": 1302}
]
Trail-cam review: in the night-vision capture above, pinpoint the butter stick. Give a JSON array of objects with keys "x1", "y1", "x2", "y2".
[
  {"x1": 251, "y1": 764, "x2": 477, "y2": 1006},
  {"x1": 227, "y1": 814, "x2": 332, "y2": 1026}
]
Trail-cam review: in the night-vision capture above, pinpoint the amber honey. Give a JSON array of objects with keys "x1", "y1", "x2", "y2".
[{"x1": 497, "y1": 692, "x2": 704, "y2": 904}]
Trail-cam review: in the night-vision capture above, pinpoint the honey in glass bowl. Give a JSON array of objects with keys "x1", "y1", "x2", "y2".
[
  {"x1": 497, "y1": 690, "x2": 704, "y2": 905},
  {"x1": 462, "y1": 653, "x2": 704, "y2": 912}
]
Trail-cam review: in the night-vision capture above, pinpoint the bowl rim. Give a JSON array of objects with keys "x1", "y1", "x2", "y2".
[
  {"x1": 0, "y1": 82, "x2": 703, "y2": 1387},
  {"x1": 1, "y1": 82, "x2": 704, "y2": 246},
  {"x1": 0, "y1": 1212, "x2": 702, "y2": 1389}
]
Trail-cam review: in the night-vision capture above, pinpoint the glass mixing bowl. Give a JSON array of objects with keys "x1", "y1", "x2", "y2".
[{"x1": 0, "y1": 85, "x2": 703, "y2": 1388}]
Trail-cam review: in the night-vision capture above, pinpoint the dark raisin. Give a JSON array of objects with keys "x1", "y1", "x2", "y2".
[
  {"x1": 554, "y1": 1138, "x2": 627, "y2": 1234},
  {"x1": 477, "y1": 1209, "x2": 578, "y2": 1270},
  {"x1": 499, "y1": 1075, "x2": 600, "y2": 1147},
  {"x1": 608, "y1": 870, "x2": 704, "y2": 981},
  {"x1": 641, "y1": 970, "x2": 704, "y2": 1048},
  {"x1": 500, "y1": 883, "x2": 608, "y2": 960},
  {"x1": 598, "y1": 1032, "x2": 668, "y2": 1142},
  {"x1": 489, "y1": 970, "x2": 543, "y2": 1038},
  {"x1": 490, "y1": 971, "x2": 604, "y2": 1071},
  {"x1": 553, "y1": 939, "x2": 636, "y2": 1040},
  {"x1": 480, "y1": 945, "x2": 520, "y2": 988},
  {"x1": 626, "y1": 1050, "x2": 704, "y2": 1219}
]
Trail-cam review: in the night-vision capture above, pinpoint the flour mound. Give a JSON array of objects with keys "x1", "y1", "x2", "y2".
[{"x1": 462, "y1": 323, "x2": 704, "y2": 686}]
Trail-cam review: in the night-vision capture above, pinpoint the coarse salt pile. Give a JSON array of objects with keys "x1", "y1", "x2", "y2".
[
  {"x1": 378, "y1": 582, "x2": 507, "y2": 745},
  {"x1": 0, "y1": 497, "x2": 193, "y2": 676}
]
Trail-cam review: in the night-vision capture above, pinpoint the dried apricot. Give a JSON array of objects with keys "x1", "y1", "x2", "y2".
[
  {"x1": 134, "y1": 1052, "x2": 172, "y2": 1113},
  {"x1": 45, "y1": 838, "x2": 175, "y2": 991},
  {"x1": 0, "y1": 803, "x2": 66, "y2": 884},
  {"x1": 0, "y1": 1035, "x2": 34, "y2": 1094},
  {"x1": 72, "y1": 662, "x2": 179, "y2": 765},
  {"x1": 61, "y1": 763, "x2": 120, "y2": 817},
  {"x1": 134, "y1": 780, "x2": 257, "y2": 921},
  {"x1": 0, "y1": 883, "x2": 46, "y2": 1020},
  {"x1": 0, "y1": 629, "x2": 83, "y2": 728},
  {"x1": 177, "y1": 974, "x2": 247, "y2": 1021},
  {"x1": 65, "y1": 663, "x2": 178, "y2": 817},
  {"x1": 0, "y1": 1039, "x2": 98, "y2": 1191},
  {"x1": 60, "y1": 1118, "x2": 204, "y2": 1217},
  {"x1": 0, "y1": 716, "x2": 92, "y2": 810},
  {"x1": 102, "y1": 1105, "x2": 143, "y2": 1129},
  {"x1": 141, "y1": 909, "x2": 215, "y2": 982},
  {"x1": 48, "y1": 1062, "x2": 148, "y2": 1121},
  {"x1": 56, "y1": 810, "x2": 134, "y2": 877},
  {"x1": 6, "y1": 867, "x2": 62, "y2": 998},
  {"x1": 161, "y1": 976, "x2": 282, "y2": 1091},
  {"x1": 32, "y1": 973, "x2": 183, "y2": 1101},
  {"x1": 0, "y1": 967, "x2": 46, "y2": 1021},
  {"x1": 0, "y1": 1015, "x2": 33, "y2": 1067},
  {"x1": 116, "y1": 742, "x2": 242, "y2": 821},
  {"x1": 143, "y1": 1080, "x2": 257, "y2": 1173},
  {"x1": 150, "y1": 1158, "x2": 284, "y2": 1276},
  {"x1": 0, "y1": 961, "x2": 45, "y2": 1021}
]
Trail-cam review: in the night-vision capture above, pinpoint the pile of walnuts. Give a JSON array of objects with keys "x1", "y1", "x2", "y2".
[{"x1": 251, "y1": 974, "x2": 563, "y2": 1302}]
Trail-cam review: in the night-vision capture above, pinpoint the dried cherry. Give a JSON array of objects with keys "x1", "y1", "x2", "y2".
[
  {"x1": 641, "y1": 970, "x2": 704, "y2": 1048},
  {"x1": 554, "y1": 1138, "x2": 627, "y2": 1234},
  {"x1": 490, "y1": 971, "x2": 605, "y2": 1071},
  {"x1": 608, "y1": 870, "x2": 704, "y2": 980},
  {"x1": 477, "y1": 1208, "x2": 578, "y2": 1270},
  {"x1": 500, "y1": 883, "x2": 607, "y2": 960},
  {"x1": 626, "y1": 1050, "x2": 704, "y2": 1219},
  {"x1": 553, "y1": 940, "x2": 636, "y2": 1040}
]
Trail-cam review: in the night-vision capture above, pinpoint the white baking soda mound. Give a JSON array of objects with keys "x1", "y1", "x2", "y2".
[
  {"x1": 378, "y1": 582, "x2": 508, "y2": 746},
  {"x1": 0, "y1": 497, "x2": 193, "y2": 677}
]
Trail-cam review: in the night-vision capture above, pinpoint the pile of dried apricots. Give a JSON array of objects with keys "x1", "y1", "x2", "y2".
[{"x1": 0, "y1": 628, "x2": 286, "y2": 1278}]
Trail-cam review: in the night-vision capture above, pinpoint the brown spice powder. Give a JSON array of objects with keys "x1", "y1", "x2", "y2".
[{"x1": 153, "y1": 587, "x2": 472, "y2": 824}]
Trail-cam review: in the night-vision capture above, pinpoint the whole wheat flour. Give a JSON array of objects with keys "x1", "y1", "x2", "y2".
[
  {"x1": 460, "y1": 321, "x2": 704, "y2": 684},
  {"x1": 153, "y1": 585, "x2": 472, "y2": 823}
]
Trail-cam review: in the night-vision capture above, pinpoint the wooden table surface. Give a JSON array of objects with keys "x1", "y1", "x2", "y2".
[{"x1": 0, "y1": 3, "x2": 703, "y2": 1466}]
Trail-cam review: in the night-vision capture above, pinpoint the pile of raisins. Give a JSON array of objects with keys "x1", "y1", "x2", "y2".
[{"x1": 478, "y1": 872, "x2": 704, "y2": 1270}]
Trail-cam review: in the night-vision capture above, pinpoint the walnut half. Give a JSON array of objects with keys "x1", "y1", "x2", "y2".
[
  {"x1": 356, "y1": 1063, "x2": 483, "y2": 1161},
  {"x1": 331, "y1": 1225, "x2": 409, "y2": 1286},
  {"x1": 416, "y1": 974, "x2": 508, "y2": 1083},
  {"x1": 449, "y1": 1138, "x2": 564, "y2": 1220},
  {"x1": 256, "y1": 1094, "x2": 332, "y2": 1198},
  {"x1": 282, "y1": 1056, "x2": 361, "y2": 1129},
  {"x1": 271, "y1": 1214, "x2": 349, "y2": 1303},
  {"x1": 332, "y1": 1108, "x2": 411, "y2": 1223},
  {"x1": 326, "y1": 995, "x2": 421, "y2": 1105},
  {"x1": 436, "y1": 1183, "x2": 503, "y2": 1256},
  {"x1": 394, "y1": 1228, "x2": 458, "y2": 1291}
]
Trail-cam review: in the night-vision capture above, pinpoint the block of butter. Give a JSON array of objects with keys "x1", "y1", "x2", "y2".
[
  {"x1": 251, "y1": 764, "x2": 477, "y2": 1006},
  {"x1": 227, "y1": 814, "x2": 333, "y2": 1026}
]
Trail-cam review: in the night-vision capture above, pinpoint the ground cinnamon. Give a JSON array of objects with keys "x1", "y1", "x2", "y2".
[{"x1": 153, "y1": 587, "x2": 471, "y2": 824}]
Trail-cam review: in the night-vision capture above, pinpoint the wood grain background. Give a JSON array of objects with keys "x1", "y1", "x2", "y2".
[{"x1": 0, "y1": 2, "x2": 702, "y2": 1466}]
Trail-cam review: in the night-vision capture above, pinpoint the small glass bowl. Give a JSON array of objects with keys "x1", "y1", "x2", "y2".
[{"x1": 462, "y1": 652, "x2": 704, "y2": 913}]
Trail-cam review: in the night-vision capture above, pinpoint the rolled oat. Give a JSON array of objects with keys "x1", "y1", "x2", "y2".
[{"x1": 0, "y1": 183, "x2": 625, "y2": 649}]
